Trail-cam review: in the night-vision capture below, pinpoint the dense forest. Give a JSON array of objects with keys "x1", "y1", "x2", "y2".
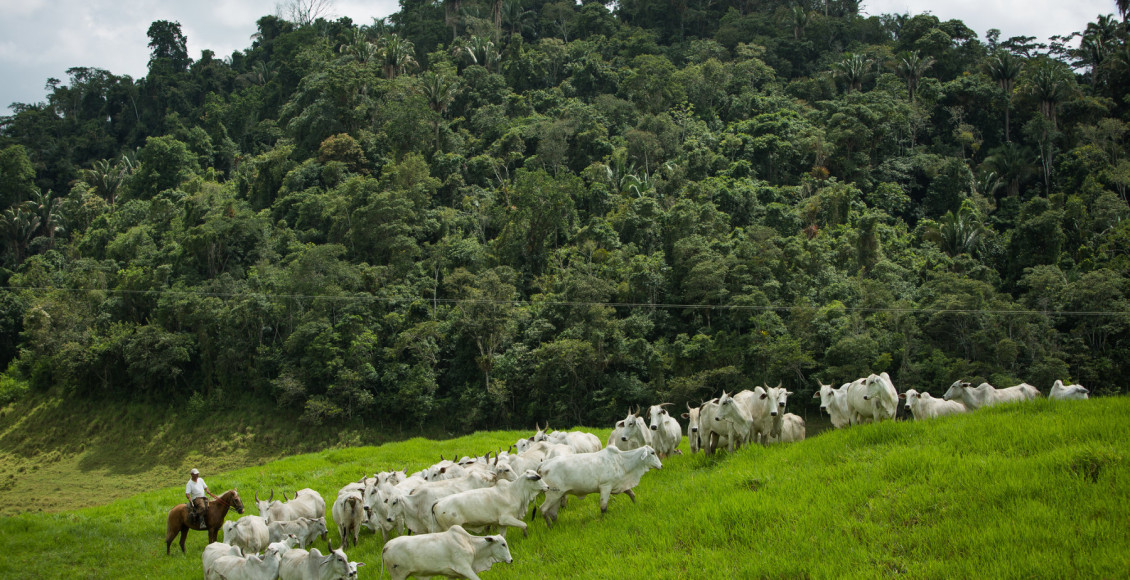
[{"x1": 1, "y1": 0, "x2": 1128, "y2": 431}]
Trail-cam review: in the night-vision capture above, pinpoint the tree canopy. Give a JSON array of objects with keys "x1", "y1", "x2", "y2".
[{"x1": 1, "y1": 1, "x2": 1128, "y2": 431}]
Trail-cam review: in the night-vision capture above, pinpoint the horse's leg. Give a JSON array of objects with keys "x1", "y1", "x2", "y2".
[{"x1": 178, "y1": 527, "x2": 188, "y2": 553}]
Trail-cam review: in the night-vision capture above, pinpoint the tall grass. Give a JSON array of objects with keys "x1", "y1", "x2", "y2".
[{"x1": 0, "y1": 398, "x2": 1127, "y2": 579}]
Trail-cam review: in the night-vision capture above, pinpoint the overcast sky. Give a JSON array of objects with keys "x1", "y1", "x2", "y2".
[{"x1": 0, "y1": 0, "x2": 1118, "y2": 113}]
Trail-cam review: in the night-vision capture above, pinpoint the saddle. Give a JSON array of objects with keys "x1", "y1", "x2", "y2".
[{"x1": 186, "y1": 501, "x2": 209, "y2": 529}]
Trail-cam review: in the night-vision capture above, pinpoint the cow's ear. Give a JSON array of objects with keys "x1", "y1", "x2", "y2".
[
  {"x1": 616, "y1": 421, "x2": 624, "y2": 427},
  {"x1": 486, "y1": 536, "x2": 496, "y2": 543},
  {"x1": 786, "y1": 391, "x2": 794, "y2": 396},
  {"x1": 759, "y1": 393, "x2": 768, "y2": 399},
  {"x1": 681, "y1": 413, "x2": 689, "y2": 419},
  {"x1": 898, "y1": 393, "x2": 905, "y2": 399}
]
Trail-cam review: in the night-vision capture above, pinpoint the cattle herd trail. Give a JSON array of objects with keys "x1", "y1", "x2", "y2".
[{"x1": 0, "y1": 386, "x2": 1126, "y2": 579}]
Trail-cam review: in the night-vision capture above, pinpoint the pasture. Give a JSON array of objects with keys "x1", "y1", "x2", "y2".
[{"x1": 0, "y1": 397, "x2": 1127, "y2": 578}]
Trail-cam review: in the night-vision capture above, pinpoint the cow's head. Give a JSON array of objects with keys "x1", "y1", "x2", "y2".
[
  {"x1": 648, "y1": 403, "x2": 671, "y2": 431},
  {"x1": 484, "y1": 535, "x2": 513, "y2": 566},
  {"x1": 767, "y1": 385, "x2": 792, "y2": 417},
  {"x1": 943, "y1": 380, "x2": 971, "y2": 401},
  {"x1": 900, "y1": 389, "x2": 919, "y2": 410}
]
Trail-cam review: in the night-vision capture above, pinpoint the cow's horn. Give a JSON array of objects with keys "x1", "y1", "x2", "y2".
[
  {"x1": 269, "y1": 489, "x2": 274, "y2": 503},
  {"x1": 660, "y1": 402, "x2": 672, "y2": 408},
  {"x1": 255, "y1": 491, "x2": 260, "y2": 503}
]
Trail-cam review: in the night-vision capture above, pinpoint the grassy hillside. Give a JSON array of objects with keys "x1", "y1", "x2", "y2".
[
  {"x1": 0, "y1": 398, "x2": 1127, "y2": 579},
  {"x1": 0, "y1": 394, "x2": 445, "y2": 516}
]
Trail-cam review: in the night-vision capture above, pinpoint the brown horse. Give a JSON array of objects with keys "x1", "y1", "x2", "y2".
[{"x1": 165, "y1": 489, "x2": 245, "y2": 554}]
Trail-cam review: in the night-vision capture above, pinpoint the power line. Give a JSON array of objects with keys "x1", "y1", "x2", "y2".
[{"x1": 3, "y1": 285, "x2": 1126, "y2": 318}]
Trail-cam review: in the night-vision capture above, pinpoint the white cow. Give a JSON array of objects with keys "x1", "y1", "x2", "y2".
[
  {"x1": 943, "y1": 380, "x2": 1040, "y2": 410},
  {"x1": 209, "y1": 543, "x2": 285, "y2": 580},
  {"x1": 508, "y1": 440, "x2": 574, "y2": 476},
  {"x1": 426, "y1": 458, "x2": 468, "y2": 482},
  {"x1": 844, "y1": 377, "x2": 879, "y2": 424},
  {"x1": 861, "y1": 372, "x2": 899, "y2": 422},
  {"x1": 713, "y1": 387, "x2": 783, "y2": 451},
  {"x1": 381, "y1": 525, "x2": 512, "y2": 580},
  {"x1": 681, "y1": 403, "x2": 703, "y2": 454},
  {"x1": 607, "y1": 410, "x2": 653, "y2": 451},
  {"x1": 268, "y1": 517, "x2": 328, "y2": 549},
  {"x1": 332, "y1": 489, "x2": 368, "y2": 549},
  {"x1": 646, "y1": 404, "x2": 683, "y2": 458},
  {"x1": 256, "y1": 489, "x2": 326, "y2": 524},
  {"x1": 547, "y1": 430, "x2": 603, "y2": 454},
  {"x1": 812, "y1": 382, "x2": 853, "y2": 429},
  {"x1": 1050, "y1": 380, "x2": 1090, "y2": 400},
  {"x1": 222, "y1": 515, "x2": 270, "y2": 555},
  {"x1": 900, "y1": 389, "x2": 966, "y2": 420},
  {"x1": 397, "y1": 471, "x2": 499, "y2": 534},
  {"x1": 203, "y1": 542, "x2": 245, "y2": 580},
  {"x1": 431, "y1": 470, "x2": 548, "y2": 537},
  {"x1": 765, "y1": 414, "x2": 805, "y2": 444},
  {"x1": 278, "y1": 541, "x2": 363, "y2": 580},
  {"x1": 537, "y1": 445, "x2": 663, "y2": 525},
  {"x1": 761, "y1": 385, "x2": 795, "y2": 441}
]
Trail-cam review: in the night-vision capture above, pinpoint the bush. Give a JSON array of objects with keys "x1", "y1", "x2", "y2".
[{"x1": 0, "y1": 374, "x2": 29, "y2": 405}]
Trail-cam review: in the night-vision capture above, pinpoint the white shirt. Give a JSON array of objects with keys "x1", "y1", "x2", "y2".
[{"x1": 186, "y1": 477, "x2": 208, "y2": 499}]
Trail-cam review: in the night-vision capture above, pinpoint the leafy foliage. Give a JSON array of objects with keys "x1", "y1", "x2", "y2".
[{"x1": 0, "y1": 3, "x2": 1127, "y2": 431}]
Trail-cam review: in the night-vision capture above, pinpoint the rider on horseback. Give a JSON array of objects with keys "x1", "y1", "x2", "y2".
[{"x1": 185, "y1": 468, "x2": 219, "y2": 528}]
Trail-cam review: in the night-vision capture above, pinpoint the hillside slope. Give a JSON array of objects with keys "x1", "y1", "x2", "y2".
[{"x1": 0, "y1": 397, "x2": 1127, "y2": 578}]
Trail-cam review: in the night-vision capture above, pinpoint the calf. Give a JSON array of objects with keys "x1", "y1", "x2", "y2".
[
  {"x1": 381, "y1": 525, "x2": 512, "y2": 580},
  {"x1": 900, "y1": 389, "x2": 966, "y2": 420}
]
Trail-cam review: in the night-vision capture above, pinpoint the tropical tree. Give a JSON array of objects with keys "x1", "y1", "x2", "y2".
[
  {"x1": 896, "y1": 50, "x2": 935, "y2": 102},
  {"x1": 377, "y1": 34, "x2": 418, "y2": 78},
  {"x1": 984, "y1": 50, "x2": 1023, "y2": 141},
  {"x1": 834, "y1": 54, "x2": 873, "y2": 93},
  {"x1": 923, "y1": 200, "x2": 988, "y2": 258},
  {"x1": 983, "y1": 142, "x2": 1036, "y2": 197},
  {"x1": 1023, "y1": 56, "x2": 1076, "y2": 129}
]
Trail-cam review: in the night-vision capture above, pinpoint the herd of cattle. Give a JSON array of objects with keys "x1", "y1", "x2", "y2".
[{"x1": 192, "y1": 375, "x2": 1089, "y2": 579}]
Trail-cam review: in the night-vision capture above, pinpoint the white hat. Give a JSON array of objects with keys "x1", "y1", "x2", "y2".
[{"x1": 190, "y1": 468, "x2": 200, "y2": 475}]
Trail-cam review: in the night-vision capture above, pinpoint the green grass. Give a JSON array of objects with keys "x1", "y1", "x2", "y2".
[{"x1": 1, "y1": 397, "x2": 1128, "y2": 579}]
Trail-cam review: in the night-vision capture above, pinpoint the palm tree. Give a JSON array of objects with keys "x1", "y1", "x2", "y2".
[
  {"x1": 454, "y1": 35, "x2": 499, "y2": 72},
  {"x1": 983, "y1": 142, "x2": 1036, "y2": 197},
  {"x1": 834, "y1": 54, "x2": 873, "y2": 93},
  {"x1": 340, "y1": 30, "x2": 379, "y2": 64},
  {"x1": 0, "y1": 205, "x2": 40, "y2": 264},
  {"x1": 1118, "y1": 0, "x2": 1129, "y2": 20},
  {"x1": 417, "y1": 70, "x2": 459, "y2": 150},
  {"x1": 1025, "y1": 56, "x2": 1075, "y2": 129},
  {"x1": 984, "y1": 50, "x2": 1023, "y2": 141},
  {"x1": 924, "y1": 201, "x2": 988, "y2": 258},
  {"x1": 500, "y1": 0, "x2": 535, "y2": 38},
  {"x1": 377, "y1": 34, "x2": 418, "y2": 79},
  {"x1": 896, "y1": 50, "x2": 935, "y2": 102},
  {"x1": 791, "y1": 6, "x2": 809, "y2": 40}
]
